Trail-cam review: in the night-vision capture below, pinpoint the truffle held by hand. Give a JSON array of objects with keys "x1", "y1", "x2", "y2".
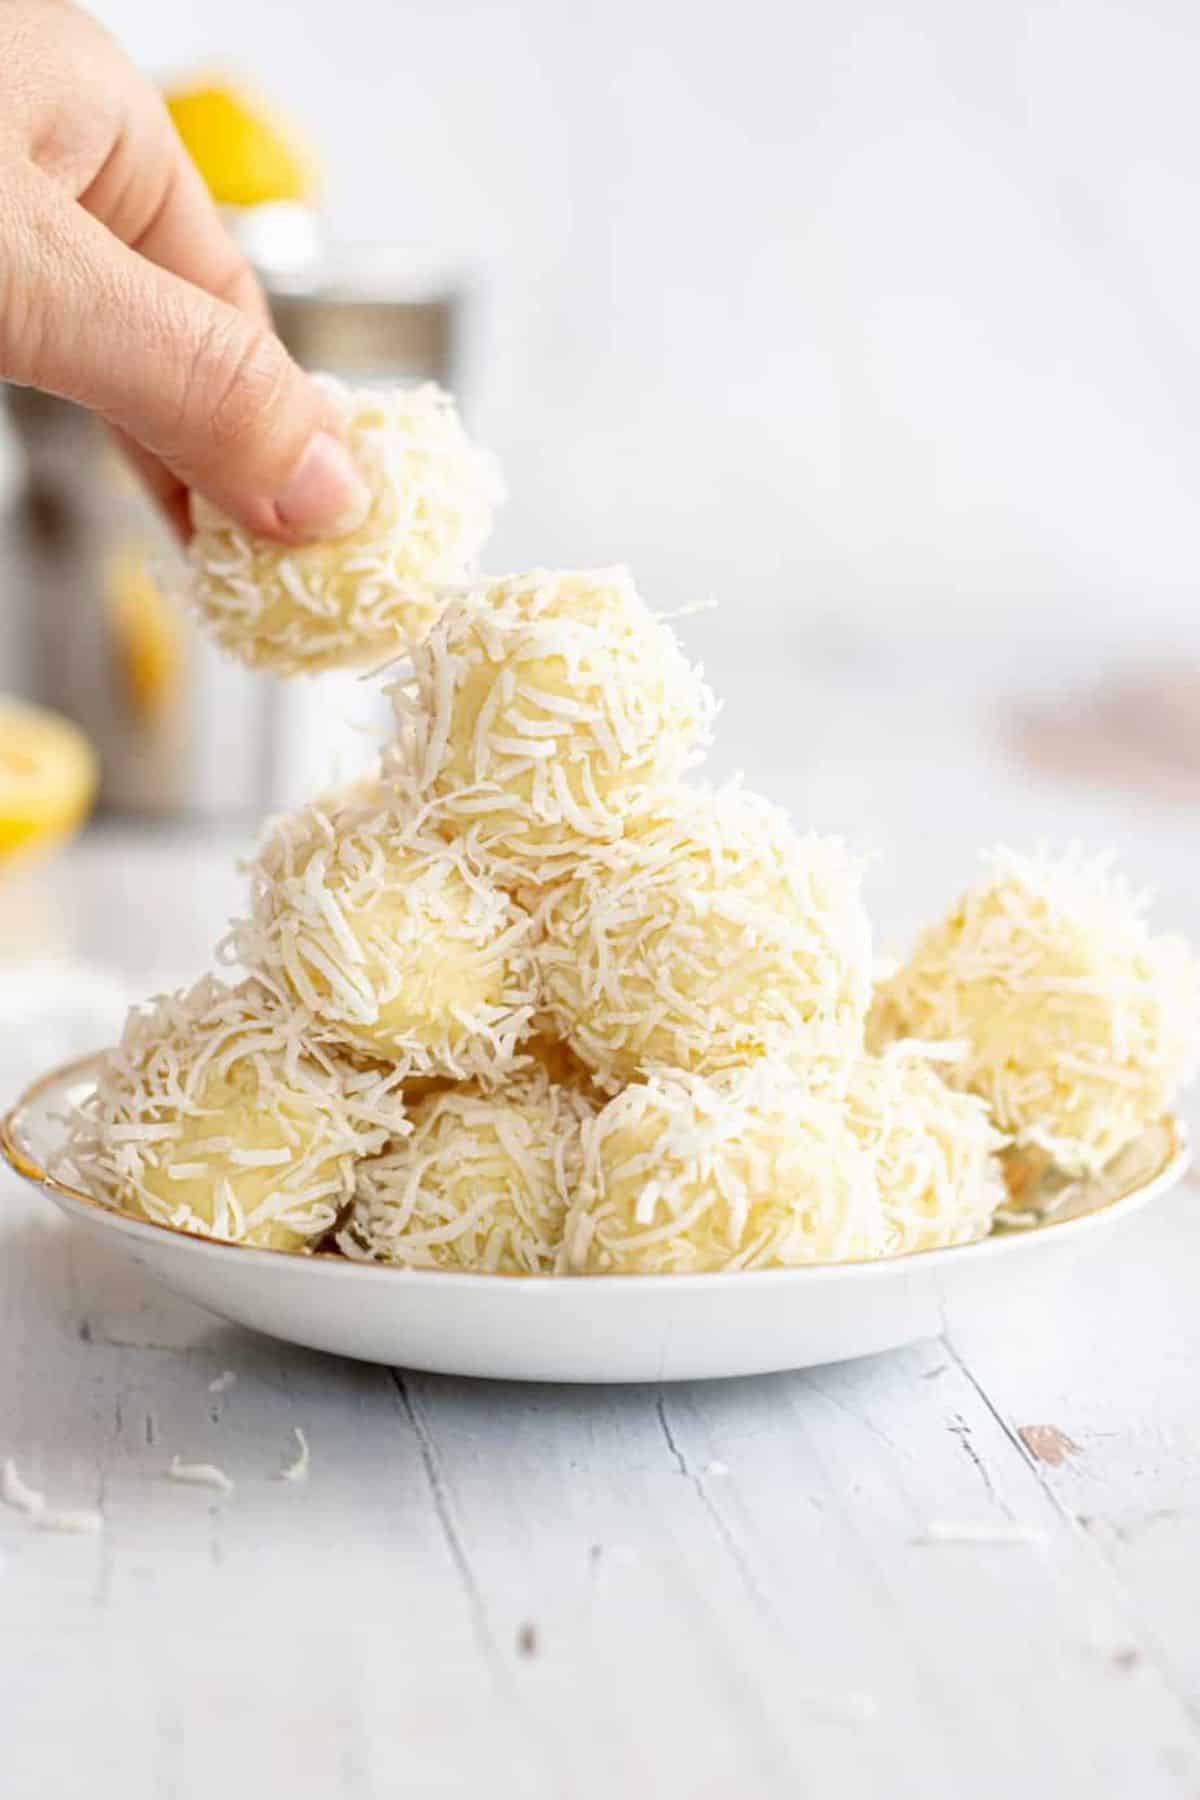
[{"x1": 189, "y1": 380, "x2": 502, "y2": 673}]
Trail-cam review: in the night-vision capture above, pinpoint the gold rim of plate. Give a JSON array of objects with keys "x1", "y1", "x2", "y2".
[{"x1": 0, "y1": 1053, "x2": 1191, "y2": 1275}]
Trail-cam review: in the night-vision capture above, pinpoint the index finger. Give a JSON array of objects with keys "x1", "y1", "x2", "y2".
[
  {"x1": 80, "y1": 93, "x2": 274, "y2": 327},
  {"x1": 79, "y1": 95, "x2": 342, "y2": 538}
]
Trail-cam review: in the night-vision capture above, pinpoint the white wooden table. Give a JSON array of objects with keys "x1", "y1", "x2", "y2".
[{"x1": 3, "y1": 656, "x2": 1199, "y2": 1798}]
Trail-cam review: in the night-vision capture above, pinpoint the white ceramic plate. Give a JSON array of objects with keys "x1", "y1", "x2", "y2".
[{"x1": 2, "y1": 1056, "x2": 1190, "y2": 1383}]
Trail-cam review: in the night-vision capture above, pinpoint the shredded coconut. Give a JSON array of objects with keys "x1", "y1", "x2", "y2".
[
  {"x1": 563, "y1": 1049, "x2": 1003, "y2": 1275},
  {"x1": 562, "y1": 1062, "x2": 885, "y2": 1275},
  {"x1": 2, "y1": 1457, "x2": 45, "y2": 1517},
  {"x1": 536, "y1": 784, "x2": 872, "y2": 1090},
  {"x1": 188, "y1": 379, "x2": 503, "y2": 673},
  {"x1": 343, "y1": 1069, "x2": 595, "y2": 1274},
  {"x1": 2, "y1": 1459, "x2": 103, "y2": 1532},
  {"x1": 278, "y1": 1428, "x2": 310, "y2": 1484},
  {"x1": 61, "y1": 974, "x2": 409, "y2": 1250},
  {"x1": 167, "y1": 1456, "x2": 235, "y2": 1496},
  {"x1": 845, "y1": 1046, "x2": 1007, "y2": 1253},
  {"x1": 869, "y1": 846, "x2": 1200, "y2": 1175},
  {"x1": 918, "y1": 1521, "x2": 1048, "y2": 1547},
  {"x1": 386, "y1": 568, "x2": 716, "y2": 887},
  {"x1": 227, "y1": 779, "x2": 538, "y2": 1081}
]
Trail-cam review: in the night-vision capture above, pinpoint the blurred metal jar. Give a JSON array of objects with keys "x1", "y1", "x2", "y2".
[{"x1": 5, "y1": 203, "x2": 469, "y2": 819}]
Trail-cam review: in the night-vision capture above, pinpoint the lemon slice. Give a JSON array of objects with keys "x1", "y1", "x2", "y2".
[
  {"x1": 165, "y1": 81, "x2": 317, "y2": 208},
  {"x1": 0, "y1": 700, "x2": 98, "y2": 864},
  {"x1": 105, "y1": 547, "x2": 185, "y2": 723}
]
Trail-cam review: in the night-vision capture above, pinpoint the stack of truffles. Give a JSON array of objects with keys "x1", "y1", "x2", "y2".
[{"x1": 66, "y1": 381, "x2": 1200, "y2": 1275}]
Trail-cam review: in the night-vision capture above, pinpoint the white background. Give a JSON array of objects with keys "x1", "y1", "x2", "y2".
[{"x1": 92, "y1": 0, "x2": 1200, "y2": 663}]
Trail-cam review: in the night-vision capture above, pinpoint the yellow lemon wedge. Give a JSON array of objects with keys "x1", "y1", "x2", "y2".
[
  {"x1": 105, "y1": 547, "x2": 185, "y2": 723},
  {"x1": 165, "y1": 80, "x2": 318, "y2": 208},
  {"x1": 0, "y1": 700, "x2": 98, "y2": 865}
]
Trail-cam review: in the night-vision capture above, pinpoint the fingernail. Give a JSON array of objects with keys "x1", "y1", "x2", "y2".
[{"x1": 275, "y1": 432, "x2": 370, "y2": 537}]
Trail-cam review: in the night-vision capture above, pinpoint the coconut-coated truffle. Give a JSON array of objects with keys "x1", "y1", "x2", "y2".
[
  {"x1": 343, "y1": 1071, "x2": 594, "y2": 1273},
  {"x1": 64, "y1": 977, "x2": 407, "y2": 1251},
  {"x1": 387, "y1": 567, "x2": 715, "y2": 885},
  {"x1": 536, "y1": 784, "x2": 872, "y2": 1089},
  {"x1": 869, "y1": 847, "x2": 1200, "y2": 1174},
  {"x1": 230, "y1": 783, "x2": 538, "y2": 1081},
  {"x1": 561, "y1": 1062, "x2": 876, "y2": 1274},
  {"x1": 189, "y1": 380, "x2": 502, "y2": 672}
]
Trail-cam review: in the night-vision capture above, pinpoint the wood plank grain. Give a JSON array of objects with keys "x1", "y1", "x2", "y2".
[
  {"x1": 0, "y1": 1191, "x2": 555, "y2": 1800},
  {"x1": 948, "y1": 1097, "x2": 1200, "y2": 1728},
  {"x1": 5, "y1": 1164, "x2": 1200, "y2": 1798}
]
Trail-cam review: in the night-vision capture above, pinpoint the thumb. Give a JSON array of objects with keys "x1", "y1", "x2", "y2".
[{"x1": 4, "y1": 165, "x2": 367, "y2": 541}]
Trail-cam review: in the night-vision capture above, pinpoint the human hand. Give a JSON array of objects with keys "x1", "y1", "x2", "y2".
[{"x1": 0, "y1": 0, "x2": 366, "y2": 541}]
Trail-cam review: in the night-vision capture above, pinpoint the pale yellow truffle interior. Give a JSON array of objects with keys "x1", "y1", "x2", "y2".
[
  {"x1": 127, "y1": 1063, "x2": 346, "y2": 1252},
  {"x1": 277, "y1": 850, "x2": 522, "y2": 1056},
  {"x1": 66, "y1": 978, "x2": 406, "y2": 1253}
]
